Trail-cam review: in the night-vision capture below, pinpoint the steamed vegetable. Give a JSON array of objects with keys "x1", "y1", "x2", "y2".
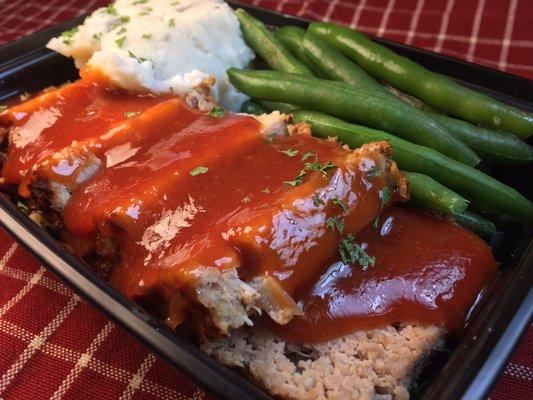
[
  {"x1": 240, "y1": 99, "x2": 267, "y2": 115},
  {"x1": 406, "y1": 172, "x2": 468, "y2": 214},
  {"x1": 454, "y1": 212, "x2": 497, "y2": 241},
  {"x1": 308, "y1": 22, "x2": 533, "y2": 138},
  {"x1": 227, "y1": 68, "x2": 480, "y2": 166},
  {"x1": 235, "y1": 9, "x2": 312, "y2": 75},
  {"x1": 291, "y1": 110, "x2": 533, "y2": 222},
  {"x1": 290, "y1": 30, "x2": 533, "y2": 165}
]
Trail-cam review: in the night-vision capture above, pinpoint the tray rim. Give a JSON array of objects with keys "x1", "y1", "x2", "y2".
[{"x1": 0, "y1": 3, "x2": 531, "y2": 400}]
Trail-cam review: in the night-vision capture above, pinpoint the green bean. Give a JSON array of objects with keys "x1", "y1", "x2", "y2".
[
  {"x1": 234, "y1": 9, "x2": 312, "y2": 75},
  {"x1": 258, "y1": 100, "x2": 299, "y2": 113},
  {"x1": 299, "y1": 31, "x2": 388, "y2": 94},
  {"x1": 309, "y1": 22, "x2": 533, "y2": 138},
  {"x1": 429, "y1": 114, "x2": 533, "y2": 165},
  {"x1": 454, "y1": 211, "x2": 497, "y2": 241},
  {"x1": 227, "y1": 68, "x2": 480, "y2": 166},
  {"x1": 274, "y1": 27, "x2": 328, "y2": 78},
  {"x1": 292, "y1": 110, "x2": 533, "y2": 222},
  {"x1": 297, "y1": 31, "x2": 533, "y2": 165},
  {"x1": 240, "y1": 99, "x2": 267, "y2": 115},
  {"x1": 406, "y1": 172, "x2": 468, "y2": 214}
]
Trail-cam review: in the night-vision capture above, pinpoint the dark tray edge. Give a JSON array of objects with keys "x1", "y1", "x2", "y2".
[{"x1": 0, "y1": 3, "x2": 531, "y2": 400}]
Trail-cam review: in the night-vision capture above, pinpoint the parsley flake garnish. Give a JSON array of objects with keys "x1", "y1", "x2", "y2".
[
  {"x1": 128, "y1": 50, "x2": 148, "y2": 63},
  {"x1": 301, "y1": 152, "x2": 314, "y2": 161},
  {"x1": 280, "y1": 148, "x2": 298, "y2": 157},
  {"x1": 124, "y1": 111, "x2": 139, "y2": 118},
  {"x1": 92, "y1": 32, "x2": 101, "y2": 41},
  {"x1": 106, "y1": 4, "x2": 118, "y2": 15},
  {"x1": 367, "y1": 165, "x2": 381, "y2": 180},
  {"x1": 116, "y1": 27, "x2": 127, "y2": 35},
  {"x1": 139, "y1": 7, "x2": 152, "y2": 15},
  {"x1": 0, "y1": 105, "x2": 7, "y2": 112},
  {"x1": 332, "y1": 198, "x2": 348, "y2": 214},
  {"x1": 207, "y1": 106, "x2": 224, "y2": 118},
  {"x1": 379, "y1": 187, "x2": 391, "y2": 205},
  {"x1": 190, "y1": 166, "x2": 209, "y2": 176},
  {"x1": 142, "y1": 33, "x2": 152, "y2": 39},
  {"x1": 312, "y1": 193, "x2": 325, "y2": 207},
  {"x1": 61, "y1": 27, "x2": 78, "y2": 45},
  {"x1": 169, "y1": 18, "x2": 176, "y2": 27},
  {"x1": 304, "y1": 158, "x2": 337, "y2": 178},
  {"x1": 171, "y1": 1, "x2": 180, "y2": 5},
  {"x1": 327, "y1": 216, "x2": 344, "y2": 234},
  {"x1": 115, "y1": 37, "x2": 126, "y2": 47},
  {"x1": 132, "y1": 0, "x2": 147, "y2": 4},
  {"x1": 284, "y1": 169, "x2": 306, "y2": 187},
  {"x1": 265, "y1": 133, "x2": 276, "y2": 144},
  {"x1": 338, "y1": 235, "x2": 375, "y2": 270}
]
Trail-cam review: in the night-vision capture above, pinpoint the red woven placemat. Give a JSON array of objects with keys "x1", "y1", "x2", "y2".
[{"x1": 0, "y1": 1, "x2": 531, "y2": 399}]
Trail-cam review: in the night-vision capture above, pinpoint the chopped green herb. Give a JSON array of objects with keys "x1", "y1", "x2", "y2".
[
  {"x1": 284, "y1": 169, "x2": 306, "y2": 187},
  {"x1": 106, "y1": 4, "x2": 118, "y2": 15},
  {"x1": 338, "y1": 235, "x2": 375, "y2": 270},
  {"x1": 207, "y1": 106, "x2": 224, "y2": 118},
  {"x1": 132, "y1": 0, "x2": 147, "y2": 4},
  {"x1": 305, "y1": 158, "x2": 337, "y2": 177},
  {"x1": 280, "y1": 148, "x2": 298, "y2": 157},
  {"x1": 304, "y1": 159, "x2": 320, "y2": 172},
  {"x1": 327, "y1": 216, "x2": 345, "y2": 234},
  {"x1": 189, "y1": 166, "x2": 209, "y2": 176},
  {"x1": 379, "y1": 187, "x2": 391, "y2": 205},
  {"x1": 92, "y1": 32, "x2": 101, "y2": 41},
  {"x1": 128, "y1": 50, "x2": 148, "y2": 63},
  {"x1": 301, "y1": 151, "x2": 314, "y2": 161},
  {"x1": 318, "y1": 161, "x2": 337, "y2": 177},
  {"x1": 124, "y1": 111, "x2": 139, "y2": 118},
  {"x1": 61, "y1": 27, "x2": 78, "y2": 45},
  {"x1": 312, "y1": 193, "x2": 325, "y2": 207},
  {"x1": 116, "y1": 27, "x2": 127, "y2": 35},
  {"x1": 332, "y1": 198, "x2": 348, "y2": 214},
  {"x1": 142, "y1": 33, "x2": 152, "y2": 39},
  {"x1": 265, "y1": 132, "x2": 276, "y2": 144},
  {"x1": 139, "y1": 7, "x2": 152, "y2": 15},
  {"x1": 0, "y1": 105, "x2": 7, "y2": 112},
  {"x1": 262, "y1": 187, "x2": 270, "y2": 194},
  {"x1": 171, "y1": 1, "x2": 180, "y2": 5},
  {"x1": 242, "y1": 196, "x2": 251, "y2": 203},
  {"x1": 367, "y1": 165, "x2": 381, "y2": 180},
  {"x1": 371, "y1": 216, "x2": 380, "y2": 229},
  {"x1": 168, "y1": 18, "x2": 176, "y2": 27},
  {"x1": 115, "y1": 37, "x2": 126, "y2": 47},
  {"x1": 119, "y1": 15, "x2": 130, "y2": 24},
  {"x1": 61, "y1": 27, "x2": 78, "y2": 38},
  {"x1": 16, "y1": 201, "x2": 29, "y2": 214}
]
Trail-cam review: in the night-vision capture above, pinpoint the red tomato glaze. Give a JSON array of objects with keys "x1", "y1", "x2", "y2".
[
  {"x1": 271, "y1": 206, "x2": 498, "y2": 343},
  {"x1": 1, "y1": 80, "x2": 169, "y2": 193}
]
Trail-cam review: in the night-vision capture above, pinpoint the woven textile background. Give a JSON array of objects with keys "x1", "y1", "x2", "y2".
[{"x1": 0, "y1": 1, "x2": 531, "y2": 399}]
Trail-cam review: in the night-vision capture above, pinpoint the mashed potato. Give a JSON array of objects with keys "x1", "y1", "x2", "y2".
[{"x1": 47, "y1": 0, "x2": 254, "y2": 110}]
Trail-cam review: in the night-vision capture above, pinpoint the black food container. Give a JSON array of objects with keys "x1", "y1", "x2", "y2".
[{"x1": 0, "y1": 3, "x2": 531, "y2": 400}]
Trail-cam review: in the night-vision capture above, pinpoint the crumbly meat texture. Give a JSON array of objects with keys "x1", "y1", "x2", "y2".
[{"x1": 202, "y1": 324, "x2": 445, "y2": 400}]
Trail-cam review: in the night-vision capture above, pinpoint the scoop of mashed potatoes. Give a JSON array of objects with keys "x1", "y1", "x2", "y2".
[{"x1": 47, "y1": 0, "x2": 254, "y2": 110}]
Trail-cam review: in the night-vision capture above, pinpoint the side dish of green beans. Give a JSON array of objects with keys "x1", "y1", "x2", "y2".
[{"x1": 234, "y1": 10, "x2": 533, "y2": 235}]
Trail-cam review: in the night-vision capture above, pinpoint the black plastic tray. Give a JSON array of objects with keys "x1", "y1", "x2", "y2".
[{"x1": 0, "y1": 3, "x2": 531, "y2": 400}]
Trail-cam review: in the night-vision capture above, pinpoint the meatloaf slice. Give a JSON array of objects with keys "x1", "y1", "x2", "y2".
[{"x1": 202, "y1": 324, "x2": 444, "y2": 400}]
